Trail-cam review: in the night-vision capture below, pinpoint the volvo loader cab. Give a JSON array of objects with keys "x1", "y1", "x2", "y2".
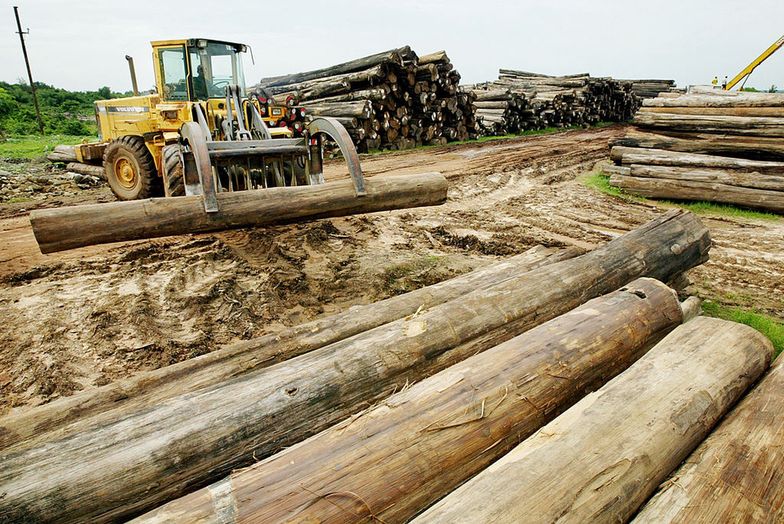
[{"x1": 82, "y1": 38, "x2": 364, "y2": 208}]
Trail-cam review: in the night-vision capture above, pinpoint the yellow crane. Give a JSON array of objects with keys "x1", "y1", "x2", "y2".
[{"x1": 724, "y1": 34, "x2": 784, "y2": 91}]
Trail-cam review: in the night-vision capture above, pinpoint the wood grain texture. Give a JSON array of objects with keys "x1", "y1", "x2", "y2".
[
  {"x1": 632, "y1": 113, "x2": 784, "y2": 137},
  {"x1": 639, "y1": 106, "x2": 784, "y2": 117},
  {"x1": 611, "y1": 130, "x2": 784, "y2": 161},
  {"x1": 135, "y1": 278, "x2": 683, "y2": 524},
  {"x1": 642, "y1": 92, "x2": 784, "y2": 108},
  {"x1": 415, "y1": 317, "x2": 774, "y2": 524},
  {"x1": 0, "y1": 210, "x2": 710, "y2": 523},
  {"x1": 30, "y1": 172, "x2": 448, "y2": 254},
  {"x1": 628, "y1": 165, "x2": 784, "y2": 192},
  {"x1": 634, "y1": 354, "x2": 784, "y2": 523},
  {"x1": 0, "y1": 245, "x2": 579, "y2": 450},
  {"x1": 610, "y1": 174, "x2": 784, "y2": 213},
  {"x1": 611, "y1": 146, "x2": 784, "y2": 172}
]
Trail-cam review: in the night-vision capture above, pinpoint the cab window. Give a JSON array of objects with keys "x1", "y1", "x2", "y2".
[{"x1": 158, "y1": 46, "x2": 188, "y2": 101}]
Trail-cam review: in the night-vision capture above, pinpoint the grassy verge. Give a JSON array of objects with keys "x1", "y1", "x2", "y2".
[
  {"x1": 0, "y1": 134, "x2": 95, "y2": 160},
  {"x1": 654, "y1": 200, "x2": 780, "y2": 221},
  {"x1": 581, "y1": 171, "x2": 639, "y2": 201},
  {"x1": 582, "y1": 171, "x2": 781, "y2": 222},
  {"x1": 701, "y1": 301, "x2": 784, "y2": 356}
]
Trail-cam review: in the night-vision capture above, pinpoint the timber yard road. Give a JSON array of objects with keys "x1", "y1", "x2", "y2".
[{"x1": 0, "y1": 124, "x2": 781, "y2": 413}]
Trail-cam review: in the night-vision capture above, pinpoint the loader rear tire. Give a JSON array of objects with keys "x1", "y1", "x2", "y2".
[
  {"x1": 104, "y1": 136, "x2": 160, "y2": 200},
  {"x1": 162, "y1": 144, "x2": 185, "y2": 197}
]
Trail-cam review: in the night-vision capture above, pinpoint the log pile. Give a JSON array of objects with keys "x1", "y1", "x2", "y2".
[
  {"x1": 609, "y1": 90, "x2": 784, "y2": 213},
  {"x1": 254, "y1": 47, "x2": 477, "y2": 152},
  {"x1": 464, "y1": 69, "x2": 640, "y2": 135},
  {"x1": 634, "y1": 353, "x2": 784, "y2": 522},
  {"x1": 136, "y1": 278, "x2": 686, "y2": 523},
  {"x1": 416, "y1": 317, "x2": 774, "y2": 523},
  {"x1": 0, "y1": 210, "x2": 711, "y2": 523},
  {"x1": 617, "y1": 78, "x2": 680, "y2": 98}
]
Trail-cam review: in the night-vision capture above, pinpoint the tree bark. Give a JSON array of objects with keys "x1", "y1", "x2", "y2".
[
  {"x1": 30, "y1": 172, "x2": 448, "y2": 254},
  {"x1": 634, "y1": 355, "x2": 784, "y2": 523},
  {"x1": 414, "y1": 317, "x2": 773, "y2": 524},
  {"x1": 639, "y1": 106, "x2": 784, "y2": 117},
  {"x1": 633, "y1": 112, "x2": 784, "y2": 137},
  {"x1": 135, "y1": 278, "x2": 684, "y2": 524},
  {"x1": 610, "y1": 175, "x2": 784, "y2": 213},
  {"x1": 0, "y1": 245, "x2": 579, "y2": 450},
  {"x1": 610, "y1": 145, "x2": 784, "y2": 172},
  {"x1": 643, "y1": 92, "x2": 784, "y2": 108},
  {"x1": 0, "y1": 210, "x2": 711, "y2": 523},
  {"x1": 629, "y1": 164, "x2": 784, "y2": 192},
  {"x1": 611, "y1": 130, "x2": 784, "y2": 161}
]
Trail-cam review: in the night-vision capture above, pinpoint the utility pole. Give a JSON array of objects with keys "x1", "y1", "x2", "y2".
[{"x1": 13, "y1": 6, "x2": 45, "y2": 135}]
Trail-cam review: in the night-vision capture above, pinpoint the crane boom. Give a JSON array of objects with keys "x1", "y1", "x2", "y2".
[{"x1": 725, "y1": 34, "x2": 784, "y2": 90}]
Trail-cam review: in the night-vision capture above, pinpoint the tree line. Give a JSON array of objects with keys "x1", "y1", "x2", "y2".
[{"x1": 0, "y1": 81, "x2": 131, "y2": 137}]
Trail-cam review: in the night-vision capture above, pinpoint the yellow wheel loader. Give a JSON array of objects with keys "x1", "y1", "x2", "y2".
[{"x1": 77, "y1": 38, "x2": 365, "y2": 211}]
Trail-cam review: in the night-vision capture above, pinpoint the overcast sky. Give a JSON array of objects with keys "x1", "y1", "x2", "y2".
[{"x1": 2, "y1": 0, "x2": 783, "y2": 93}]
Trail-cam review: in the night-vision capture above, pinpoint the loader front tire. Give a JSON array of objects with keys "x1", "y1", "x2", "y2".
[
  {"x1": 104, "y1": 136, "x2": 160, "y2": 200},
  {"x1": 162, "y1": 144, "x2": 185, "y2": 197}
]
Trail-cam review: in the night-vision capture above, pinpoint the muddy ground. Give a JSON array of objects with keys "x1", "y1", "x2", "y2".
[{"x1": 1, "y1": 124, "x2": 782, "y2": 413}]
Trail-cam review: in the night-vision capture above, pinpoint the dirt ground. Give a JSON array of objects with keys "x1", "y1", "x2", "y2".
[{"x1": 1, "y1": 124, "x2": 782, "y2": 414}]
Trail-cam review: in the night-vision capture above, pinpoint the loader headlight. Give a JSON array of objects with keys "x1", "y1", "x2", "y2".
[{"x1": 161, "y1": 110, "x2": 178, "y2": 120}]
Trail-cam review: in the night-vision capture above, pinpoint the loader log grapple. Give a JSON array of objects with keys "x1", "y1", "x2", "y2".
[{"x1": 81, "y1": 38, "x2": 366, "y2": 213}]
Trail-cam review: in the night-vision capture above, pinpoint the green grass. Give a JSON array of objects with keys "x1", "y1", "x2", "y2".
[
  {"x1": 0, "y1": 134, "x2": 95, "y2": 160},
  {"x1": 583, "y1": 171, "x2": 782, "y2": 222},
  {"x1": 702, "y1": 301, "x2": 784, "y2": 356},
  {"x1": 581, "y1": 171, "x2": 641, "y2": 201},
  {"x1": 654, "y1": 200, "x2": 780, "y2": 221}
]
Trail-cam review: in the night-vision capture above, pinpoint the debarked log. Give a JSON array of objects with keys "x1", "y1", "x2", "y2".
[
  {"x1": 610, "y1": 174, "x2": 784, "y2": 213},
  {"x1": 633, "y1": 354, "x2": 784, "y2": 523},
  {"x1": 136, "y1": 278, "x2": 683, "y2": 524},
  {"x1": 0, "y1": 210, "x2": 710, "y2": 523},
  {"x1": 30, "y1": 172, "x2": 448, "y2": 254},
  {"x1": 0, "y1": 245, "x2": 579, "y2": 450},
  {"x1": 415, "y1": 317, "x2": 773, "y2": 523}
]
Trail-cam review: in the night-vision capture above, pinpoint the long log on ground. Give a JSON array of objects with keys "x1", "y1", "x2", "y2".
[
  {"x1": 45, "y1": 144, "x2": 77, "y2": 163},
  {"x1": 639, "y1": 105, "x2": 784, "y2": 117},
  {"x1": 633, "y1": 112, "x2": 784, "y2": 137},
  {"x1": 610, "y1": 174, "x2": 784, "y2": 213},
  {"x1": 0, "y1": 210, "x2": 711, "y2": 523},
  {"x1": 30, "y1": 172, "x2": 448, "y2": 254},
  {"x1": 65, "y1": 162, "x2": 106, "y2": 180},
  {"x1": 136, "y1": 278, "x2": 683, "y2": 524},
  {"x1": 629, "y1": 164, "x2": 784, "y2": 191},
  {"x1": 634, "y1": 354, "x2": 784, "y2": 523},
  {"x1": 611, "y1": 130, "x2": 784, "y2": 161},
  {"x1": 415, "y1": 317, "x2": 773, "y2": 524},
  {"x1": 0, "y1": 245, "x2": 580, "y2": 450},
  {"x1": 643, "y1": 92, "x2": 784, "y2": 108},
  {"x1": 610, "y1": 146, "x2": 784, "y2": 172}
]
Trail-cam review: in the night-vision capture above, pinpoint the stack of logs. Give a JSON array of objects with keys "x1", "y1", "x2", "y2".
[
  {"x1": 463, "y1": 69, "x2": 640, "y2": 135},
  {"x1": 254, "y1": 47, "x2": 477, "y2": 152},
  {"x1": 1, "y1": 210, "x2": 714, "y2": 522},
  {"x1": 617, "y1": 78, "x2": 680, "y2": 99},
  {"x1": 608, "y1": 90, "x2": 784, "y2": 213}
]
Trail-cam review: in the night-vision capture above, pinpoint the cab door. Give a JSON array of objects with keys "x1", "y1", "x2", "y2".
[{"x1": 153, "y1": 45, "x2": 192, "y2": 101}]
